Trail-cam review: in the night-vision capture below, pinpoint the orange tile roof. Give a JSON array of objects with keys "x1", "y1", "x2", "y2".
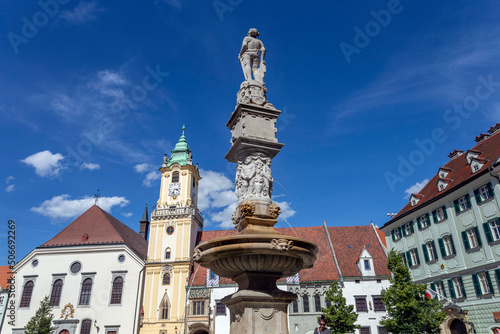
[
  {"x1": 39, "y1": 205, "x2": 148, "y2": 259},
  {"x1": 385, "y1": 130, "x2": 500, "y2": 227},
  {"x1": 0, "y1": 265, "x2": 13, "y2": 289},
  {"x1": 190, "y1": 224, "x2": 389, "y2": 286}
]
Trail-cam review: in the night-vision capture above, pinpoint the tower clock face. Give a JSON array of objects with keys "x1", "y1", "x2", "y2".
[{"x1": 169, "y1": 183, "x2": 181, "y2": 196}]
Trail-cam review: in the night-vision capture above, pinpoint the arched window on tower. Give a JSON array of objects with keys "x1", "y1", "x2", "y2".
[
  {"x1": 110, "y1": 277, "x2": 123, "y2": 304},
  {"x1": 163, "y1": 273, "x2": 171, "y2": 285},
  {"x1": 172, "y1": 171, "x2": 179, "y2": 183},
  {"x1": 50, "y1": 279, "x2": 63, "y2": 306},
  {"x1": 165, "y1": 248, "x2": 171, "y2": 259},
  {"x1": 160, "y1": 295, "x2": 169, "y2": 320}
]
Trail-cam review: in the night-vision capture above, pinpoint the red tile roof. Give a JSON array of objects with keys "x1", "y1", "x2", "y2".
[
  {"x1": 190, "y1": 224, "x2": 389, "y2": 286},
  {"x1": 385, "y1": 130, "x2": 500, "y2": 227},
  {"x1": 40, "y1": 205, "x2": 148, "y2": 259},
  {"x1": 327, "y1": 226, "x2": 391, "y2": 277},
  {"x1": 0, "y1": 265, "x2": 13, "y2": 289}
]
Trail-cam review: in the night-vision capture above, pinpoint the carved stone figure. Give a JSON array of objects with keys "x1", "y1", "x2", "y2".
[
  {"x1": 271, "y1": 238, "x2": 294, "y2": 251},
  {"x1": 239, "y1": 28, "x2": 266, "y2": 83},
  {"x1": 234, "y1": 154, "x2": 273, "y2": 201}
]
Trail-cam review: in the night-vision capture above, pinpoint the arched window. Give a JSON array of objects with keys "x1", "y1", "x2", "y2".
[
  {"x1": 20, "y1": 281, "x2": 34, "y2": 307},
  {"x1": 160, "y1": 299, "x2": 169, "y2": 319},
  {"x1": 302, "y1": 295, "x2": 310, "y2": 313},
  {"x1": 110, "y1": 277, "x2": 123, "y2": 304},
  {"x1": 172, "y1": 171, "x2": 179, "y2": 183},
  {"x1": 314, "y1": 294, "x2": 321, "y2": 312},
  {"x1": 163, "y1": 273, "x2": 171, "y2": 285},
  {"x1": 79, "y1": 278, "x2": 93, "y2": 305},
  {"x1": 165, "y1": 248, "x2": 171, "y2": 259},
  {"x1": 50, "y1": 279, "x2": 63, "y2": 306},
  {"x1": 80, "y1": 319, "x2": 92, "y2": 334}
]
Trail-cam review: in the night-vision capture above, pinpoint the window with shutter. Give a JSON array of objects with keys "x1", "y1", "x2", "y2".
[{"x1": 452, "y1": 278, "x2": 464, "y2": 298}]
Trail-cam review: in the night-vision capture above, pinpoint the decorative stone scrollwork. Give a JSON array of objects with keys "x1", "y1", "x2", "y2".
[
  {"x1": 231, "y1": 201, "x2": 256, "y2": 225},
  {"x1": 258, "y1": 308, "x2": 276, "y2": 320},
  {"x1": 193, "y1": 249, "x2": 202, "y2": 262},
  {"x1": 269, "y1": 203, "x2": 281, "y2": 219},
  {"x1": 271, "y1": 238, "x2": 293, "y2": 251},
  {"x1": 235, "y1": 154, "x2": 273, "y2": 202}
]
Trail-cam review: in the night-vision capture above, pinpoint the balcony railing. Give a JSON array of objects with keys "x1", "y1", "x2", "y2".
[{"x1": 151, "y1": 205, "x2": 203, "y2": 222}]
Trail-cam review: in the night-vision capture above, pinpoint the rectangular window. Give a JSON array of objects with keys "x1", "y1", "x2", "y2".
[
  {"x1": 360, "y1": 327, "x2": 371, "y2": 334},
  {"x1": 355, "y1": 296, "x2": 367, "y2": 312},
  {"x1": 404, "y1": 222, "x2": 414, "y2": 235},
  {"x1": 467, "y1": 228, "x2": 479, "y2": 248},
  {"x1": 475, "y1": 183, "x2": 494, "y2": 203},
  {"x1": 216, "y1": 301, "x2": 226, "y2": 316},
  {"x1": 453, "y1": 278, "x2": 464, "y2": 298},
  {"x1": 391, "y1": 227, "x2": 402, "y2": 241},
  {"x1": 478, "y1": 272, "x2": 491, "y2": 294},
  {"x1": 378, "y1": 327, "x2": 388, "y2": 334},
  {"x1": 373, "y1": 296, "x2": 385, "y2": 311},
  {"x1": 417, "y1": 214, "x2": 430, "y2": 229},
  {"x1": 435, "y1": 281, "x2": 446, "y2": 300},
  {"x1": 364, "y1": 259, "x2": 370, "y2": 270},
  {"x1": 454, "y1": 195, "x2": 471, "y2": 213},
  {"x1": 291, "y1": 299, "x2": 298, "y2": 313},
  {"x1": 423, "y1": 241, "x2": 437, "y2": 262},
  {"x1": 484, "y1": 218, "x2": 500, "y2": 243},
  {"x1": 303, "y1": 295, "x2": 310, "y2": 313},
  {"x1": 406, "y1": 248, "x2": 420, "y2": 267},
  {"x1": 192, "y1": 301, "x2": 205, "y2": 315},
  {"x1": 442, "y1": 236, "x2": 455, "y2": 256}
]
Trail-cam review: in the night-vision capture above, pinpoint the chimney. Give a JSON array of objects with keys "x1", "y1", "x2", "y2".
[
  {"x1": 448, "y1": 149, "x2": 464, "y2": 160},
  {"x1": 475, "y1": 133, "x2": 490, "y2": 144},
  {"x1": 488, "y1": 123, "x2": 500, "y2": 135},
  {"x1": 139, "y1": 205, "x2": 150, "y2": 241}
]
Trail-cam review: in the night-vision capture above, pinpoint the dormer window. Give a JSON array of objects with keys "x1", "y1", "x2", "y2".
[
  {"x1": 470, "y1": 157, "x2": 486, "y2": 173},
  {"x1": 466, "y1": 150, "x2": 481, "y2": 164},
  {"x1": 172, "y1": 171, "x2": 179, "y2": 183},
  {"x1": 358, "y1": 248, "x2": 374, "y2": 276},
  {"x1": 437, "y1": 178, "x2": 451, "y2": 192},
  {"x1": 410, "y1": 194, "x2": 423, "y2": 206},
  {"x1": 438, "y1": 167, "x2": 451, "y2": 178},
  {"x1": 364, "y1": 259, "x2": 370, "y2": 270}
]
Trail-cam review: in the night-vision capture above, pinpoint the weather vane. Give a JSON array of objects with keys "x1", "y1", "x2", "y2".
[{"x1": 94, "y1": 189, "x2": 101, "y2": 205}]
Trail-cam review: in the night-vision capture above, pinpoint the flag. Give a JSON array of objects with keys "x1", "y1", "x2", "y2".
[{"x1": 425, "y1": 288, "x2": 437, "y2": 299}]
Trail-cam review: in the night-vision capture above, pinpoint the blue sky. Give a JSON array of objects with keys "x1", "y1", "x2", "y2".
[{"x1": 1, "y1": 0, "x2": 500, "y2": 264}]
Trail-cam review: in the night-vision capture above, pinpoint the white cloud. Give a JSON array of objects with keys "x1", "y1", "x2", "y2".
[
  {"x1": 275, "y1": 201, "x2": 296, "y2": 220},
  {"x1": 134, "y1": 163, "x2": 159, "y2": 187},
  {"x1": 98, "y1": 70, "x2": 128, "y2": 86},
  {"x1": 60, "y1": 1, "x2": 101, "y2": 24},
  {"x1": 121, "y1": 212, "x2": 133, "y2": 218},
  {"x1": 5, "y1": 184, "x2": 15, "y2": 193},
  {"x1": 21, "y1": 150, "x2": 66, "y2": 178},
  {"x1": 6, "y1": 176, "x2": 15, "y2": 184},
  {"x1": 80, "y1": 162, "x2": 101, "y2": 171},
  {"x1": 31, "y1": 194, "x2": 129, "y2": 221},
  {"x1": 404, "y1": 179, "x2": 430, "y2": 200}
]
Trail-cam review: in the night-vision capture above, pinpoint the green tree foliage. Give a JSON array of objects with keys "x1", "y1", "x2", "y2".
[
  {"x1": 24, "y1": 296, "x2": 55, "y2": 334},
  {"x1": 380, "y1": 250, "x2": 446, "y2": 334},
  {"x1": 321, "y1": 281, "x2": 361, "y2": 334}
]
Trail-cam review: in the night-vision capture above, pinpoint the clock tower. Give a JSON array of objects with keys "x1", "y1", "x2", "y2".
[{"x1": 140, "y1": 126, "x2": 203, "y2": 334}]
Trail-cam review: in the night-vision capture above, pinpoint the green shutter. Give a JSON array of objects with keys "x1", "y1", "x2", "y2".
[
  {"x1": 438, "y1": 238, "x2": 446, "y2": 257},
  {"x1": 430, "y1": 283, "x2": 437, "y2": 298},
  {"x1": 462, "y1": 231, "x2": 470, "y2": 250},
  {"x1": 450, "y1": 235, "x2": 456, "y2": 254},
  {"x1": 488, "y1": 183, "x2": 495, "y2": 198},
  {"x1": 454, "y1": 200, "x2": 460, "y2": 214},
  {"x1": 406, "y1": 251, "x2": 412, "y2": 267},
  {"x1": 415, "y1": 249, "x2": 420, "y2": 265},
  {"x1": 486, "y1": 271, "x2": 494, "y2": 294},
  {"x1": 474, "y1": 188, "x2": 482, "y2": 204},
  {"x1": 459, "y1": 277, "x2": 466, "y2": 298},
  {"x1": 483, "y1": 222, "x2": 493, "y2": 243},
  {"x1": 474, "y1": 226, "x2": 482, "y2": 247},
  {"x1": 465, "y1": 194, "x2": 472, "y2": 208},
  {"x1": 472, "y1": 274, "x2": 481, "y2": 295},
  {"x1": 422, "y1": 244, "x2": 429, "y2": 262},
  {"x1": 495, "y1": 269, "x2": 500, "y2": 289},
  {"x1": 417, "y1": 217, "x2": 422, "y2": 230},
  {"x1": 402, "y1": 226, "x2": 407, "y2": 237},
  {"x1": 391, "y1": 229, "x2": 396, "y2": 242},
  {"x1": 410, "y1": 222, "x2": 414, "y2": 234},
  {"x1": 431, "y1": 241, "x2": 438, "y2": 260},
  {"x1": 441, "y1": 281, "x2": 447, "y2": 297},
  {"x1": 448, "y1": 279, "x2": 456, "y2": 299},
  {"x1": 432, "y1": 210, "x2": 438, "y2": 223},
  {"x1": 442, "y1": 206, "x2": 448, "y2": 219},
  {"x1": 426, "y1": 213, "x2": 431, "y2": 224}
]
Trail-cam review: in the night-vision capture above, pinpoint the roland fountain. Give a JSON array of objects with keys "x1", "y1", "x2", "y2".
[{"x1": 193, "y1": 28, "x2": 318, "y2": 334}]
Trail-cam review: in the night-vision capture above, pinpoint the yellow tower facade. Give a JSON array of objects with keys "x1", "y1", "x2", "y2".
[{"x1": 140, "y1": 127, "x2": 203, "y2": 334}]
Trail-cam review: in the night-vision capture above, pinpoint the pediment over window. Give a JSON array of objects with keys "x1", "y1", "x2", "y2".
[{"x1": 357, "y1": 247, "x2": 374, "y2": 277}]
